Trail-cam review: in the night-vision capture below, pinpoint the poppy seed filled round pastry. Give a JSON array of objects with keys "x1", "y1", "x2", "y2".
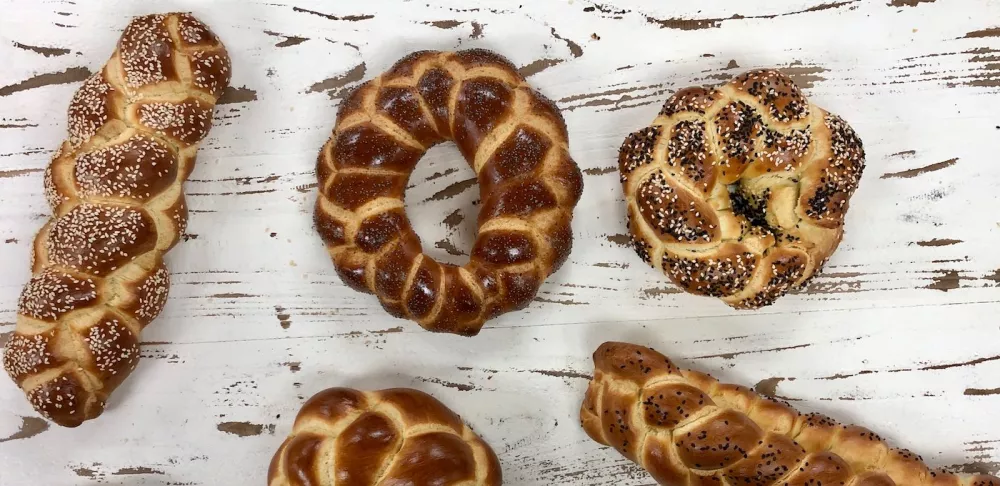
[
  {"x1": 618, "y1": 69, "x2": 865, "y2": 308},
  {"x1": 314, "y1": 49, "x2": 583, "y2": 335}
]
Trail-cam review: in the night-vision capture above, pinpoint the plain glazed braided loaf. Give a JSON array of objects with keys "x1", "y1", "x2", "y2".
[
  {"x1": 314, "y1": 49, "x2": 584, "y2": 336},
  {"x1": 2, "y1": 13, "x2": 230, "y2": 427},
  {"x1": 268, "y1": 387, "x2": 502, "y2": 485},
  {"x1": 619, "y1": 69, "x2": 865, "y2": 309},
  {"x1": 581, "y1": 342, "x2": 999, "y2": 486}
]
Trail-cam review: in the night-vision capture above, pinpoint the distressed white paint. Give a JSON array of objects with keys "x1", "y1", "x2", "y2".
[{"x1": 1, "y1": 0, "x2": 999, "y2": 484}]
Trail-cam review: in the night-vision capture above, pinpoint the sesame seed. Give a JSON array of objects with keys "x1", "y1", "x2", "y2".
[
  {"x1": 44, "y1": 204, "x2": 155, "y2": 276},
  {"x1": 619, "y1": 126, "x2": 661, "y2": 182},
  {"x1": 17, "y1": 269, "x2": 98, "y2": 321},
  {"x1": 75, "y1": 135, "x2": 177, "y2": 200},
  {"x1": 67, "y1": 72, "x2": 114, "y2": 147},
  {"x1": 83, "y1": 319, "x2": 139, "y2": 376},
  {"x1": 119, "y1": 14, "x2": 174, "y2": 88},
  {"x1": 733, "y1": 69, "x2": 810, "y2": 123},
  {"x1": 660, "y1": 87, "x2": 719, "y2": 117},
  {"x1": 663, "y1": 251, "x2": 758, "y2": 298},
  {"x1": 3, "y1": 331, "x2": 57, "y2": 380},
  {"x1": 668, "y1": 120, "x2": 713, "y2": 185},
  {"x1": 6, "y1": 12, "x2": 229, "y2": 426},
  {"x1": 638, "y1": 172, "x2": 715, "y2": 243},
  {"x1": 134, "y1": 265, "x2": 170, "y2": 322},
  {"x1": 805, "y1": 113, "x2": 866, "y2": 222},
  {"x1": 137, "y1": 100, "x2": 213, "y2": 145}
]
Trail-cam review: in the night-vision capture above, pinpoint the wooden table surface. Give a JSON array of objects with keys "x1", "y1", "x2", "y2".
[{"x1": 1, "y1": 0, "x2": 999, "y2": 484}]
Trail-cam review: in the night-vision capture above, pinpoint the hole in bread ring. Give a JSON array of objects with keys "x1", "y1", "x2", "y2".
[{"x1": 314, "y1": 49, "x2": 583, "y2": 336}]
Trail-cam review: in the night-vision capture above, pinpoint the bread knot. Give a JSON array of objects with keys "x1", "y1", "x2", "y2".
[{"x1": 619, "y1": 70, "x2": 865, "y2": 308}]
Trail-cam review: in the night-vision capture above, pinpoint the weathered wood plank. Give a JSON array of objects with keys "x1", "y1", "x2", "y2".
[{"x1": 1, "y1": 0, "x2": 998, "y2": 483}]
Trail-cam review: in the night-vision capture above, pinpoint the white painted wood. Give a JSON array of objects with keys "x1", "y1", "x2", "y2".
[{"x1": 1, "y1": 0, "x2": 999, "y2": 483}]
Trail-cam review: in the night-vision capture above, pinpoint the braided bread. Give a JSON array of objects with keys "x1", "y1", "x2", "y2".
[
  {"x1": 619, "y1": 70, "x2": 865, "y2": 308},
  {"x1": 581, "y1": 342, "x2": 998, "y2": 486},
  {"x1": 268, "y1": 387, "x2": 502, "y2": 485},
  {"x1": 1, "y1": 13, "x2": 230, "y2": 427},
  {"x1": 314, "y1": 49, "x2": 584, "y2": 336}
]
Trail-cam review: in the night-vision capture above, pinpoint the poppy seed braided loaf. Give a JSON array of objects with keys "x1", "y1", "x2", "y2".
[{"x1": 582, "y1": 342, "x2": 998, "y2": 486}]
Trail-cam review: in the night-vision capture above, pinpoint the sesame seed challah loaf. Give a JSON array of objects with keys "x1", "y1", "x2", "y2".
[
  {"x1": 268, "y1": 387, "x2": 502, "y2": 485},
  {"x1": 581, "y1": 342, "x2": 999, "y2": 486},
  {"x1": 619, "y1": 70, "x2": 865, "y2": 309},
  {"x1": 2, "y1": 12, "x2": 230, "y2": 427}
]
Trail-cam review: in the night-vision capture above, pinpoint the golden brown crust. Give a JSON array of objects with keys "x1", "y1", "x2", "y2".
[
  {"x1": 315, "y1": 49, "x2": 583, "y2": 335},
  {"x1": 1, "y1": 13, "x2": 230, "y2": 427},
  {"x1": 268, "y1": 387, "x2": 502, "y2": 486},
  {"x1": 619, "y1": 69, "x2": 865, "y2": 309},
  {"x1": 581, "y1": 342, "x2": 998, "y2": 486}
]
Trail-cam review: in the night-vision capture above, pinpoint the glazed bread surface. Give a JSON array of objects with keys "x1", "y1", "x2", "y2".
[
  {"x1": 619, "y1": 70, "x2": 865, "y2": 308},
  {"x1": 581, "y1": 342, "x2": 998, "y2": 486},
  {"x1": 314, "y1": 49, "x2": 584, "y2": 336},
  {"x1": 2, "y1": 12, "x2": 230, "y2": 427},
  {"x1": 268, "y1": 387, "x2": 502, "y2": 485}
]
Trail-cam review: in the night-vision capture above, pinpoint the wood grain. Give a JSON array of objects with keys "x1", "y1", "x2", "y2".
[{"x1": 0, "y1": 0, "x2": 998, "y2": 484}]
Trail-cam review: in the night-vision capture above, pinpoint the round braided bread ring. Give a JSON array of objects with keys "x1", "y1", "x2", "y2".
[
  {"x1": 268, "y1": 387, "x2": 502, "y2": 485},
  {"x1": 314, "y1": 49, "x2": 584, "y2": 335},
  {"x1": 618, "y1": 69, "x2": 865, "y2": 309}
]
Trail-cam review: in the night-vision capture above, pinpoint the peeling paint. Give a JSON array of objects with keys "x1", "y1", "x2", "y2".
[
  {"x1": 425, "y1": 177, "x2": 477, "y2": 202},
  {"x1": 0, "y1": 416, "x2": 49, "y2": 443},
  {"x1": 217, "y1": 86, "x2": 258, "y2": 105},
  {"x1": 291, "y1": 6, "x2": 374, "y2": 22},
  {"x1": 647, "y1": 1, "x2": 859, "y2": 30},
  {"x1": 307, "y1": 63, "x2": 367, "y2": 99},
  {"x1": 0, "y1": 66, "x2": 91, "y2": 97},
  {"x1": 217, "y1": 421, "x2": 275, "y2": 437},
  {"x1": 416, "y1": 376, "x2": 475, "y2": 391},
  {"x1": 881, "y1": 157, "x2": 958, "y2": 179},
  {"x1": 528, "y1": 369, "x2": 591, "y2": 380},
  {"x1": 12, "y1": 41, "x2": 70, "y2": 57}
]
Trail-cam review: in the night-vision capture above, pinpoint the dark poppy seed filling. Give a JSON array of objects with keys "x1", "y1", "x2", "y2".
[
  {"x1": 619, "y1": 126, "x2": 661, "y2": 183},
  {"x1": 729, "y1": 186, "x2": 771, "y2": 233}
]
